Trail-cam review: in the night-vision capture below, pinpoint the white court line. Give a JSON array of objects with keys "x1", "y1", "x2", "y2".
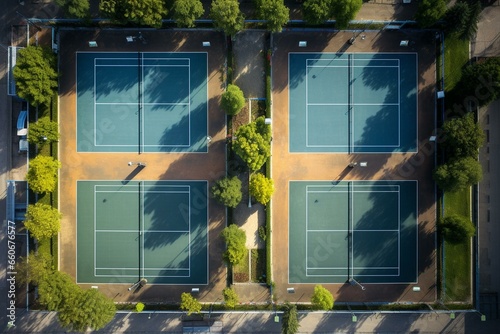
[
  {"x1": 306, "y1": 229, "x2": 399, "y2": 232},
  {"x1": 306, "y1": 103, "x2": 400, "y2": 106},
  {"x1": 95, "y1": 229, "x2": 190, "y2": 233},
  {"x1": 306, "y1": 65, "x2": 400, "y2": 68},
  {"x1": 308, "y1": 266, "x2": 398, "y2": 270},
  {"x1": 95, "y1": 102, "x2": 189, "y2": 105},
  {"x1": 96, "y1": 266, "x2": 190, "y2": 270}
]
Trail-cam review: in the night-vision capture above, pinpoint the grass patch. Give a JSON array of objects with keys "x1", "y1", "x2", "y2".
[
  {"x1": 250, "y1": 249, "x2": 266, "y2": 283},
  {"x1": 233, "y1": 249, "x2": 250, "y2": 283},
  {"x1": 444, "y1": 36, "x2": 469, "y2": 92},
  {"x1": 442, "y1": 189, "x2": 471, "y2": 302}
]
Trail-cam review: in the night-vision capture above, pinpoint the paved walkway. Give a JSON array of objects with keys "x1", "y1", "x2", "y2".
[{"x1": 472, "y1": 4, "x2": 500, "y2": 57}]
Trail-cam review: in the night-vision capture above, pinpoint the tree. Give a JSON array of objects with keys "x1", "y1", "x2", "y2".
[
  {"x1": 26, "y1": 155, "x2": 61, "y2": 193},
  {"x1": 249, "y1": 173, "x2": 274, "y2": 205},
  {"x1": 13, "y1": 46, "x2": 57, "y2": 106},
  {"x1": 455, "y1": 57, "x2": 500, "y2": 107},
  {"x1": 257, "y1": 0, "x2": 290, "y2": 32},
  {"x1": 211, "y1": 176, "x2": 243, "y2": 208},
  {"x1": 415, "y1": 0, "x2": 447, "y2": 28},
  {"x1": 180, "y1": 292, "x2": 202, "y2": 315},
  {"x1": 16, "y1": 251, "x2": 53, "y2": 286},
  {"x1": 303, "y1": 0, "x2": 332, "y2": 25},
  {"x1": 28, "y1": 117, "x2": 60, "y2": 146},
  {"x1": 439, "y1": 214, "x2": 475, "y2": 244},
  {"x1": 222, "y1": 287, "x2": 239, "y2": 308},
  {"x1": 38, "y1": 270, "x2": 81, "y2": 311},
  {"x1": 99, "y1": 0, "x2": 167, "y2": 28},
  {"x1": 221, "y1": 84, "x2": 246, "y2": 116},
  {"x1": 172, "y1": 0, "x2": 204, "y2": 28},
  {"x1": 58, "y1": 288, "x2": 116, "y2": 332},
  {"x1": 331, "y1": 0, "x2": 362, "y2": 29},
  {"x1": 311, "y1": 285, "x2": 334, "y2": 310},
  {"x1": 281, "y1": 303, "x2": 300, "y2": 334},
  {"x1": 233, "y1": 116, "x2": 272, "y2": 171},
  {"x1": 442, "y1": 113, "x2": 484, "y2": 158},
  {"x1": 55, "y1": 0, "x2": 90, "y2": 18},
  {"x1": 210, "y1": 0, "x2": 244, "y2": 36},
  {"x1": 443, "y1": 2, "x2": 470, "y2": 37},
  {"x1": 220, "y1": 224, "x2": 247, "y2": 265},
  {"x1": 24, "y1": 203, "x2": 62, "y2": 240},
  {"x1": 433, "y1": 157, "x2": 483, "y2": 192}
]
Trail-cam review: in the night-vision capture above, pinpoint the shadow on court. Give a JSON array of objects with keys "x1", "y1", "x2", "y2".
[{"x1": 121, "y1": 165, "x2": 145, "y2": 185}]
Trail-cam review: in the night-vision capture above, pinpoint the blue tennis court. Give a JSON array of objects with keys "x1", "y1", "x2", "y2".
[
  {"x1": 289, "y1": 180, "x2": 418, "y2": 284},
  {"x1": 76, "y1": 52, "x2": 208, "y2": 153},
  {"x1": 289, "y1": 53, "x2": 418, "y2": 153}
]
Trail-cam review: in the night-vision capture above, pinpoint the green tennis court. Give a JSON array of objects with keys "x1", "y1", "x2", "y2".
[
  {"x1": 289, "y1": 53, "x2": 417, "y2": 153},
  {"x1": 76, "y1": 52, "x2": 208, "y2": 153},
  {"x1": 289, "y1": 180, "x2": 417, "y2": 284},
  {"x1": 77, "y1": 180, "x2": 208, "y2": 284}
]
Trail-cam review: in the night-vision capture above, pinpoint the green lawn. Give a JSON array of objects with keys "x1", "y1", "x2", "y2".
[
  {"x1": 233, "y1": 249, "x2": 250, "y2": 283},
  {"x1": 442, "y1": 189, "x2": 471, "y2": 302},
  {"x1": 444, "y1": 36, "x2": 469, "y2": 92}
]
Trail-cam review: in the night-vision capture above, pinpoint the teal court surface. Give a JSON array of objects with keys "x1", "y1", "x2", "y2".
[
  {"x1": 77, "y1": 181, "x2": 208, "y2": 284},
  {"x1": 289, "y1": 53, "x2": 418, "y2": 153},
  {"x1": 76, "y1": 52, "x2": 208, "y2": 153},
  {"x1": 289, "y1": 181, "x2": 417, "y2": 284}
]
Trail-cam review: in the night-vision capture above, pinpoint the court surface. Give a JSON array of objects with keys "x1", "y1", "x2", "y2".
[
  {"x1": 289, "y1": 180, "x2": 417, "y2": 284},
  {"x1": 77, "y1": 180, "x2": 208, "y2": 284},
  {"x1": 289, "y1": 53, "x2": 417, "y2": 153},
  {"x1": 76, "y1": 52, "x2": 208, "y2": 153}
]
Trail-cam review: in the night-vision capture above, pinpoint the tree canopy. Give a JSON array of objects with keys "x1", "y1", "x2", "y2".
[
  {"x1": 222, "y1": 287, "x2": 239, "y2": 308},
  {"x1": 16, "y1": 251, "x2": 52, "y2": 286},
  {"x1": 443, "y1": 1, "x2": 479, "y2": 39},
  {"x1": 99, "y1": 0, "x2": 167, "y2": 27},
  {"x1": 433, "y1": 157, "x2": 483, "y2": 192},
  {"x1": 172, "y1": 0, "x2": 204, "y2": 28},
  {"x1": 210, "y1": 0, "x2": 244, "y2": 36},
  {"x1": 211, "y1": 176, "x2": 242, "y2": 208},
  {"x1": 303, "y1": 0, "x2": 332, "y2": 25},
  {"x1": 221, "y1": 84, "x2": 246, "y2": 116},
  {"x1": 442, "y1": 113, "x2": 484, "y2": 158},
  {"x1": 55, "y1": 0, "x2": 90, "y2": 18},
  {"x1": 454, "y1": 57, "x2": 500, "y2": 108},
  {"x1": 25, "y1": 203, "x2": 62, "y2": 240},
  {"x1": 439, "y1": 214, "x2": 476, "y2": 244},
  {"x1": 331, "y1": 0, "x2": 362, "y2": 29},
  {"x1": 26, "y1": 155, "x2": 61, "y2": 193},
  {"x1": 257, "y1": 0, "x2": 290, "y2": 32},
  {"x1": 180, "y1": 292, "x2": 202, "y2": 315},
  {"x1": 220, "y1": 224, "x2": 247, "y2": 265},
  {"x1": 311, "y1": 285, "x2": 334, "y2": 310},
  {"x1": 415, "y1": 0, "x2": 447, "y2": 28},
  {"x1": 249, "y1": 173, "x2": 274, "y2": 205},
  {"x1": 281, "y1": 303, "x2": 300, "y2": 334},
  {"x1": 13, "y1": 46, "x2": 57, "y2": 106},
  {"x1": 28, "y1": 117, "x2": 60, "y2": 146},
  {"x1": 233, "y1": 116, "x2": 272, "y2": 171},
  {"x1": 58, "y1": 288, "x2": 116, "y2": 332},
  {"x1": 38, "y1": 270, "x2": 81, "y2": 311}
]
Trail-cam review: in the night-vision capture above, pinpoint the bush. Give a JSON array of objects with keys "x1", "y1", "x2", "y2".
[
  {"x1": 180, "y1": 292, "x2": 201, "y2": 315},
  {"x1": 439, "y1": 214, "x2": 475, "y2": 244},
  {"x1": 222, "y1": 287, "x2": 239, "y2": 308},
  {"x1": 221, "y1": 84, "x2": 245, "y2": 116},
  {"x1": 25, "y1": 203, "x2": 62, "y2": 240},
  {"x1": 311, "y1": 285, "x2": 334, "y2": 310},
  {"x1": 26, "y1": 155, "x2": 61, "y2": 193},
  {"x1": 211, "y1": 176, "x2": 242, "y2": 208},
  {"x1": 416, "y1": 0, "x2": 446, "y2": 28},
  {"x1": 135, "y1": 302, "x2": 145, "y2": 312},
  {"x1": 28, "y1": 117, "x2": 60, "y2": 146},
  {"x1": 258, "y1": 226, "x2": 267, "y2": 241},
  {"x1": 433, "y1": 157, "x2": 483, "y2": 192},
  {"x1": 249, "y1": 173, "x2": 274, "y2": 205},
  {"x1": 442, "y1": 113, "x2": 484, "y2": 159},
  {"x1": 221, "y1": 224, "x2": 247, "y2": 265},
  {"x1": 233, "y1": 117, "x2": 272, "y2": 171}
]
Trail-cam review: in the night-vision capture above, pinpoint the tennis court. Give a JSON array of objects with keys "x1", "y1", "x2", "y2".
[
  {"x1": 289, "y1": 53, "x2": 417, "y2": 153},
  {"x1": 289, "y1": 180, "x2": 417, "y2": 284},
  {"x1": 76, "y1": 52, "x2": 208, "y2": 153},
  {"x1": 76, "y1": 180, "x2": 208, "y2": 284}
]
